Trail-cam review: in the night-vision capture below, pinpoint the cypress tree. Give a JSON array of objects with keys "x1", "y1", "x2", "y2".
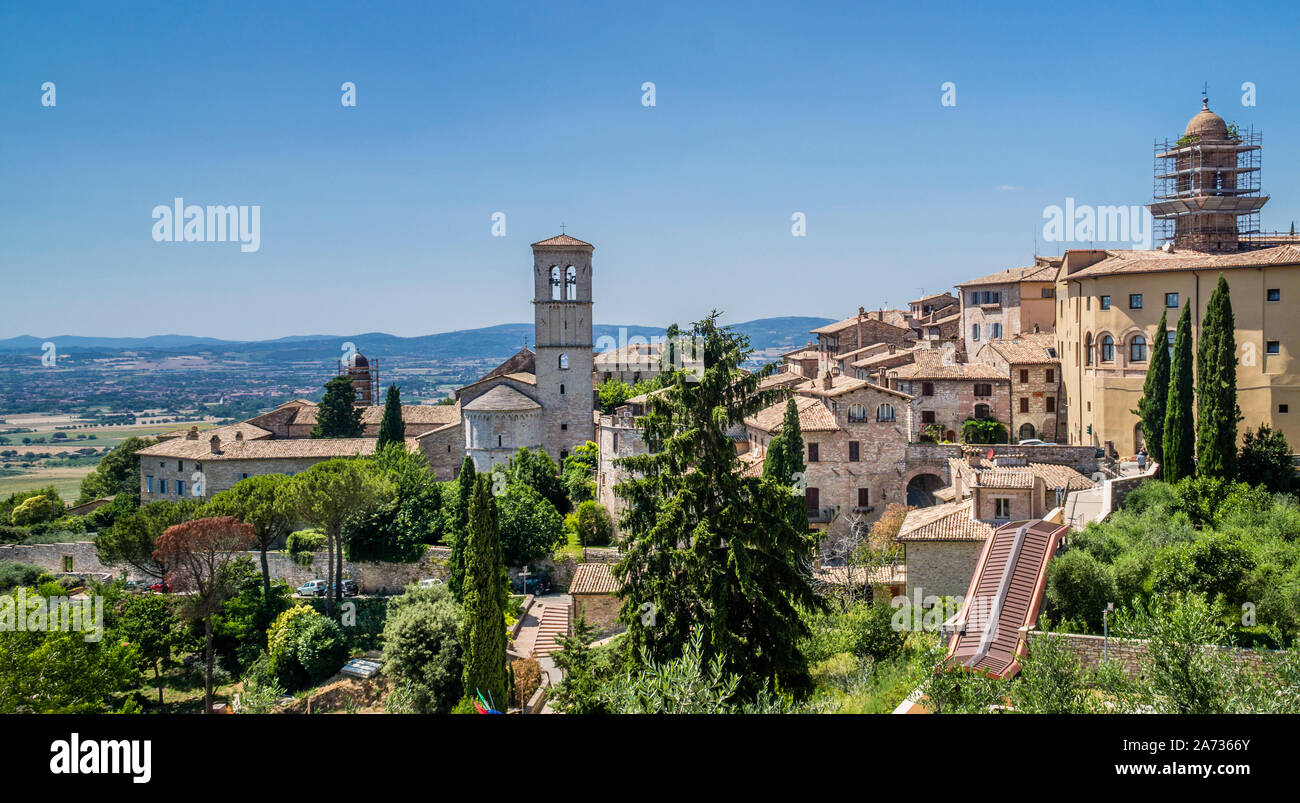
[
  {"x1": 1132, "y1": 310, "x2": 1170, "y2": 467},
  {"x1": 761, "y1": 398, "x2": 805, "y2": 484},
  {"x1": 460, "y1": 474, "x2": 508, "y2": 711},
  {"x1": 447, "y1": 456, "x2": 476, "y2": 600},
  {"x1": 311, "y1": 375, "x2": 363, "y2": 438},
  {"x1": 375, "y1": 383, "x2": 405, "y2": 450},
  {"x1": 1163, "y1": 303, "x2": 1196, "y2": 482},
  {"x1": 1195, "y1": 275, "x2": 1239, "y2": 479}
]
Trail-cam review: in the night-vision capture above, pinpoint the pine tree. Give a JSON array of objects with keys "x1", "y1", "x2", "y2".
[
  {"x1": 1163, "y1": 303, "x2": 1196, "y2": 482},
  {"x1": 1196, "y1": 275, "x2": 1240, "y2": 479},
  {"x1": 1132, "y1": 309, "x2": 1170, "y2": 467},
  {"x1": 447, "y1": 456, "x2": 476, "y2": 600},
  {"x1": 375, "y1": 384, "x2": 405, "y2": 450},
  {"x1": 311, "y1": 375, "x2": 363, "y2": 438},
  {"x1": 614, "y1": 312, "x2": 821, "y2": 699},
  {"x1": 460, "y1": 474, "x2": 508, "y2": 711}
]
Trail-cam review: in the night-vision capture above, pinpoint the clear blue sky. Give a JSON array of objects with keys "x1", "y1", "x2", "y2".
[{"x1": 2, "y1": 0, "x2": 1299, "y2": 340}]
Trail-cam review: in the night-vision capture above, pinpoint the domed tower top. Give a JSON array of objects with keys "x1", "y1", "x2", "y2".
[{"x1": 1184, "y1": 97, "x2": 1229, "y2": 140}]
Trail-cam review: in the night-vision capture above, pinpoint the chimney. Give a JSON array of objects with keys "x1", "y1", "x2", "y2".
[
  {"x1": 888, "y1": 343, "x2": 896, "y2": 354},
  {"x1": 966, "y1": 447, "x2": 982, "y2": 468},
  {"x1": 822, "y1": 370, "x2": 833, "y2": 390},
  {"x1": 235, "y1": 430, "x2": 244, "y2": 442},
  {"x1": 209, "y1": 435, "x2": 221, "y2": 454},
  {"x1": 186, "y1": 426, "x2": 199, "y2": 440}
]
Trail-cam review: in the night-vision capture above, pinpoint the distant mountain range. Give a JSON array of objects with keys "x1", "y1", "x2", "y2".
[{"x1": 0, "y1": 317, "x2": 833, "y2": 363}]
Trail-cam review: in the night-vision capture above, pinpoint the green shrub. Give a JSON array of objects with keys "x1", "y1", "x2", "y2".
[
  {"x1": 285, "y1": 529, "x2": 325, "y2": 566},
  {"x1": 573, "y1": 500, "x2": 614, "y2": 547},
  {"x1": 1045, "y1": 550, "x2": 1118, "y2": 633},
  {"x1": 380, "y1": 583, "x2": 464, "y2": 713},
  {"x1": 266, "y1": 605, "x2": 347, "y2": 690},
  {"x1": 0, "y1": 560, "x2": 45, "y2": 592}
]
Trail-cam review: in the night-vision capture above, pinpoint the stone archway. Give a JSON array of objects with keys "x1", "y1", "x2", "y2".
[
  {"x1": 1018, "y1": 422, "x2": 1036, "y2": 442},
  {"x1": 906, "y1": 472, "x2": 946, "y2": 507}
]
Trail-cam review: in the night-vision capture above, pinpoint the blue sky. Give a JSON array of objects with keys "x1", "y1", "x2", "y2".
[{"x1": 2, "y1": 0, "x2": 1299, "y2": 340}]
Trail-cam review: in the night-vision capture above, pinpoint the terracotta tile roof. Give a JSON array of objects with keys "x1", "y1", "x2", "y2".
[
  {"x1": 531, "y1": 233, "x2": 594, "y2": 248},
  {"x1": 910, "y1": 292, "x2": 957, "y2": 306},
  {"x1": 154, "y1": 422, "x2": 272, "y2": 443},
  {"x1": 810, "y1": 312, "x2": 912, "y2": 336},
  {"x1": 948, "y1": 456, "x2": 1093, "y2": 491},
  {"x1": 355, "y1": 405, "x2": 462, "y2": 425},
  {"x1": 813, "y1": 563, "x2": 906, "y2": 586},
  {"x1": 594, "y1": 340, "x2": 663, "y2": 368},
  {"x1": 137, "y1": 435, "x2": 383, "y2": 461},
  {"x1": 758, "y1": 370, "x2": 807, "y2": 391},
  {"x1": 569, "y1": 562, "x2": 620, "y2": 594},
  {"x1": 791, "y1": 373, "x2": 913, "y2": 401},
  {"x1": 462, "y1": 384, "x2": 542, "y2": 412},
  {"x1": 746, "y1": 395, "x2": 840, "y2": 433},
  {"x1": 897, "y1": 500, "x2": 994, "y2": 542},
  {"x1": 890, "y1": 350, "x2": 1006, "y2": 380},
  {"x1": 1065, "y1": 244, "x2": 1300, "y2": 279},
  {"x1": 957, "y1": 264, "x2": 1057, "y2": 287},
  {"x1": 982, "y1": 332, "x2": 1060, "y2": 365}
]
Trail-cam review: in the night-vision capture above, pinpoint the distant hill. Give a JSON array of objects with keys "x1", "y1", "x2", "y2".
[{"x1": 0, "y1": 316, "x2": 832, "y2": 363}]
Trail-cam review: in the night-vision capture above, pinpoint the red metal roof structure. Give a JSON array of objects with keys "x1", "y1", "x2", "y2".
[{"x1": 944, "y1": 517, "x2": 1067, "y2": 679}]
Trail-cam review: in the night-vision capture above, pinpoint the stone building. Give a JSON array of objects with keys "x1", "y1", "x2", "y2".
[
  {"x1": 887, "y1": 348, "x2": 1011, "y2": 442},
  {"x1": 811, "y1": 308, "x2": 916, "y2": 357},
  {"x1": 744, "y1": 371, "x2": 915, "y2": 544},
  {"x1": 594, "y1": 390, "x2": 661, "y2": 524},
  {"x1": 568, "y1": 562, "x2": 623, "y2": 637},
  {"x1": 957, "y1": 260, "x2": 1059, "y2": 357},
  {"x1": 975, "y1": 332, "x2": 1063, "y2": 442}
]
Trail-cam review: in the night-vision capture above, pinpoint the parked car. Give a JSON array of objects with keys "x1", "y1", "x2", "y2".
[
  {"x1": 418, "y1": 578, "x2": 443, "y2": 589},
  {"x1": 515, "y1": 576, "x2": 552, "y2": 596},
  {"x1": 149, "y1": 580, "x2": 170, "y2": 594},
  {"x1": 123, "y1": 579, "x2": 149, "y2": 591},
  {"x1": 334, "y1": 579, "x2": 359, "y2": 597},
  {"x1": 296, "y1": 579, "x2": 328, "y2": 597},
  {"x1": 1018, "y1": 438, "x2": 1047, "y2": 446}
]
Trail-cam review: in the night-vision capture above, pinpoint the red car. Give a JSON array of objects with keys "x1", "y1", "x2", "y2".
[{"x1": 149, "y1": 580, "x2": 170, "y2": 593}]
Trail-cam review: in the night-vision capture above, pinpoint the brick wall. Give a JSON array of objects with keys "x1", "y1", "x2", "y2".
[
  {"x1": 1027, "y1": 630, "x2": 1273, "y2": 679},
  {"x1": 571, "y1": 593, "x2": 621, "y2": 636},
  {"x1": 903, "y1": 540, "x2": 984, "y2": 600}
]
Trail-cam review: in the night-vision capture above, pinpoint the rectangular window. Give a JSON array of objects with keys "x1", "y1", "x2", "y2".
[
  {"x1": 177, "y1": 480, "x2": 186, "y2": 496},
  {"x1": 158, "y1": 479, "x2": 167, "y2": 494},
  {"x1": 848, "y1": 441, "x2": 860, "y2": 462},
  {"x1": 1046, "y1": 396, "x2": 1056, "y2": 413},
  {"x1": 921, "y1": 410, "x2": 936, "y2": 424},
  {"x1": 1165, "y1": 292, "x2": 1179, "y2": 308},
  {"x1": 1041, "y1": 288, "x2": 1055, "y2": 298},
  {"x1": 969, "y1": 291, "x2": 978, "y2": 305},
  {"x1": 146, "y1": 476, "x2": 154, "y2": 493},
  {"x1": 974, "y1": 383, "x2": 992, "y2": 397},
  {"x1": 1267, "y1": 288, "x2": 1281, "y2": 302},
  {"x1": 971, "y1": 323, "x2": 980, "y2": 341},
  {"x1": 1019, "y1": 369, "x2": 1029, "y2": 383},
  {"x1": 1046, "y1": 369, "x2": 1055, "y2": 383},
  {"x1": 1129, "y1": 294, "x2": 1143, "y2": 309},
  {"x1": 805, "y1": 487, "x2": 820, "y2": 515},
  {"x1": 177, "y1": 460, "x2": 184, "y2": 471},
  {"x1": 807, "y1": 443, "x2": 819, "y2": 463},
  {"x1": 560, "y1": 423, "x2": 568, "y2": 431},
  {"x1": 1100, "y1": 295, "x2": 1111, "y2": 310},
  {"x1": 240, "y1": 473, "x2": 250, "y2": 480},
  {"x1": 1267, "y1": 341, "x2": 1281, "y2": 354},
  {"x1": 922, "y1": 381, "x2": 934, "y2": 396},
  {"x1": 1019, "y1": 397, "x2": 1030, "y2": 413},
  {"x1": 857, "y1": 488, "x2": 870, "y2": 508},
  {"x1": 1281, "y1": 404, "x2": 1290, "y2": 414},
  {"x1": 995, "y1": 498, "x2": 1011, "y2": 518},
  {"x1": 63, "y1": 555, "x2": 73, "y2": 572},
  {"x1": 989, "y1": 323, "x2": 1003, "y2": 339}
]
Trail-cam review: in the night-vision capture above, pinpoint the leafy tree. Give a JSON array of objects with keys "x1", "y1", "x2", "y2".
[
  {"x1": 264, "y1": 605, "x2": 348, "y2": 691},
  {"x1": 446, "y1": 456, "x2": 476, "y2": 600},
  {"x1": 961, "y1": 417, "x2": 1008, "y2": 444},
  {"x1": 549, "y1": 615, "x2": 612, "y2": 713},
  {"x1": 153, "y1": 516, "x2": 257, "y2": 713},
  {"x1": 573, "y1": 500, "x2": 614, "y2": 547},
  {"x1": 77, "y1": 436, "x2": 156, "y2": 504},
  {"x1": 311, "y1": 375, "x2": 363, "y2": 438},
  {"x1": 561, "y1": 441, "x2": 599, "y2": 504},
  {"x1": 290, "y1": 458, "x2": 388, "y2": 618},
  {"x1": 614, "y1": 312, "x2": 821, "y2": 699},
  {"x1": 114, "y1": 592, "x2": 190, "y2": 706},
  {"x1": 1196, "y1": 275, "x2": 1240, "y2": 479},
  {"x1": 1162, "y1": 302, "x2": 1196, "y2": 482},
  {"x1": 1010, "y1": 628, "x2": 1103, "y2": 714},
  {"x1": 597, "y1": 378, "x2": 633, "y2": 414},
  {"x1": 9, "y1": 494, "x2": 64, "y2": 526},
  {"x1": 504, "y1": 447, "x2": 568, "y2": 514},
  {"x1": 0, "y1": 485, "x2": 62, "y2": 524},
  {"x1": 375, "y1": 383, "x2": 405, "y2": 450},
  {"x1": 206, "y1": 473, "x2": 295, "y2": 599},
  {"x1": 1238, "y1": 424, "x2": 1294, "y2": 493},
  {"x1": 95, "y1": 499, "x2": 205, "y2": 580},
  {"x1": 381, "y1": 582, "x2": 464, "y2": 712},
  {"x1": 346, "y1": 444, "x2": 443, "y2": 562},
  {"x1": 1132, "y1": 309, "x2": 1170, "y2": 467},
  {"x1": 495, "y1": 481, "x2": 565, "y2": 565},
  {"x1": 1044, "y1": 549, "x2": 1119, "y2": 633},
  {"x1": 207, "y1": 560, "x2": 293, "y2": 672},
  {"x1": 460, "y1": 475, "x2": 508, "y2": 711},
  {"x1": 1114, "y1": 593, "x2": 1236, "y2": 714},
  {"x1": 0, "y1": 560, "x2": 46, "y2": 592},
  {"x1": 0, "y1": 589, "x2": 139, "y2": 713}
]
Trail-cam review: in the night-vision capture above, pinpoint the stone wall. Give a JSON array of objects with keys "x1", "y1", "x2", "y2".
[
  {"x1": 571, "y1": 593, "x2": 621, "y2": 637},
  {"x1": 1026, "y1": 630, "x2": 1273, "y2": 680},
  {"x1": 904, "y1": 442, "x2": 1099, "y2": 474},
  {"x1": 0, "y1": 542, "x2": 119, "y2": 578},
  {"x1": 903, "y1": 540, "x2": 984, "y2": 600}
]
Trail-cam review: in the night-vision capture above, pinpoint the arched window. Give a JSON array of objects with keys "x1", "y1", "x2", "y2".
[
  {"x1": 558, "y1": 353, "x2": 569, "y2": 370},
  {"x1": 876, "y1": 403, "x2": 896, "y2": 422},
  {"x1": 565, "y1": 265, "x2": 577, "y2": 300},
  {"x1": 559, "y1": 383, "x2": 566, "y2": 395},
  {"x1": 1084, "y1": 333, "x2": 1094, "y2": 366},
  {"x1": 549, "y1": 266, "x2": 561, "y2": 300},
  {"x1": 848, "y1": 404, "x2": 868, "y2": 422},
  {"x1": 974, "y1": 403, "x2": 991, "y2": 420},
  {"x1": 1129, "y1": 334, "x2": 1147, "y2": 362},
  {"x1": 1100, "y1": 335, "x2": 1115, "y2": 363}
]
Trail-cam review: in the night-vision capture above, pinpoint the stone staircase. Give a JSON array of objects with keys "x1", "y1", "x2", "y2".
[{"x1": 531, "y1": 604, "x2": 571, "y2": 658}]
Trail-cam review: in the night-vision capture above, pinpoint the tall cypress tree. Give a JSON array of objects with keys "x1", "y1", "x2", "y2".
[
  {"x1": 614, "y1": 312, "x2": 821, "y2": 699},
  {"x1": 447, "y1": 456, "x2": 476, "y2": 600},
  {"x1": 1195, "y1": 275, "x2": 1240, "y2": 479},
  {"x1": 375, "y1": 383, "x2": 405, "y2": 450},
  {"x1": 1133, "y1": 310, "x2": 1170, "y2": 468},
  {"x1": 460, "y1": 474, "x2": 507, "y2": 711},
  {"x1": 312, "y1": 375, "x2": 363, "y2": 438},
  {"x1": 1163, "y1": 303, "x2": 1196, "y2": 482},
  {"x1": 761, "y1": 397, "x2": 805, "y2": 484}
]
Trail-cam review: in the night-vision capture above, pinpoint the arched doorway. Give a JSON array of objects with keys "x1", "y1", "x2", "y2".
[
  {"x1": 1018, "y1": 423, "x2": 1036, "y2": 441},
  {"x1": 906, "y1": 473, "x2": 946, "y2": 507},
  {"x1": 1134, "y1": 423, "x2": 1145, "y2": 454}
]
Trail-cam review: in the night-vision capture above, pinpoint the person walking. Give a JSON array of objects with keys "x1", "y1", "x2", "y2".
[{"x1": 1136, "y1": 447, "x2": 1147, "y2": 473}]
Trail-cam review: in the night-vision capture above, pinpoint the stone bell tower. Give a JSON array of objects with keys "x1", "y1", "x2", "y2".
[{"x1": 531, "y1": 233, "x2": 596, "y2": 461}]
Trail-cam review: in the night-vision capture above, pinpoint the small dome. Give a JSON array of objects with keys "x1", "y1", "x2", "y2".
[
  {"x1": 1184, "y1": 99, "x2": 1228, "y2": 139},
  {"x1": 351, "y1": 353, "x2": 369, "y2": 368}
]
